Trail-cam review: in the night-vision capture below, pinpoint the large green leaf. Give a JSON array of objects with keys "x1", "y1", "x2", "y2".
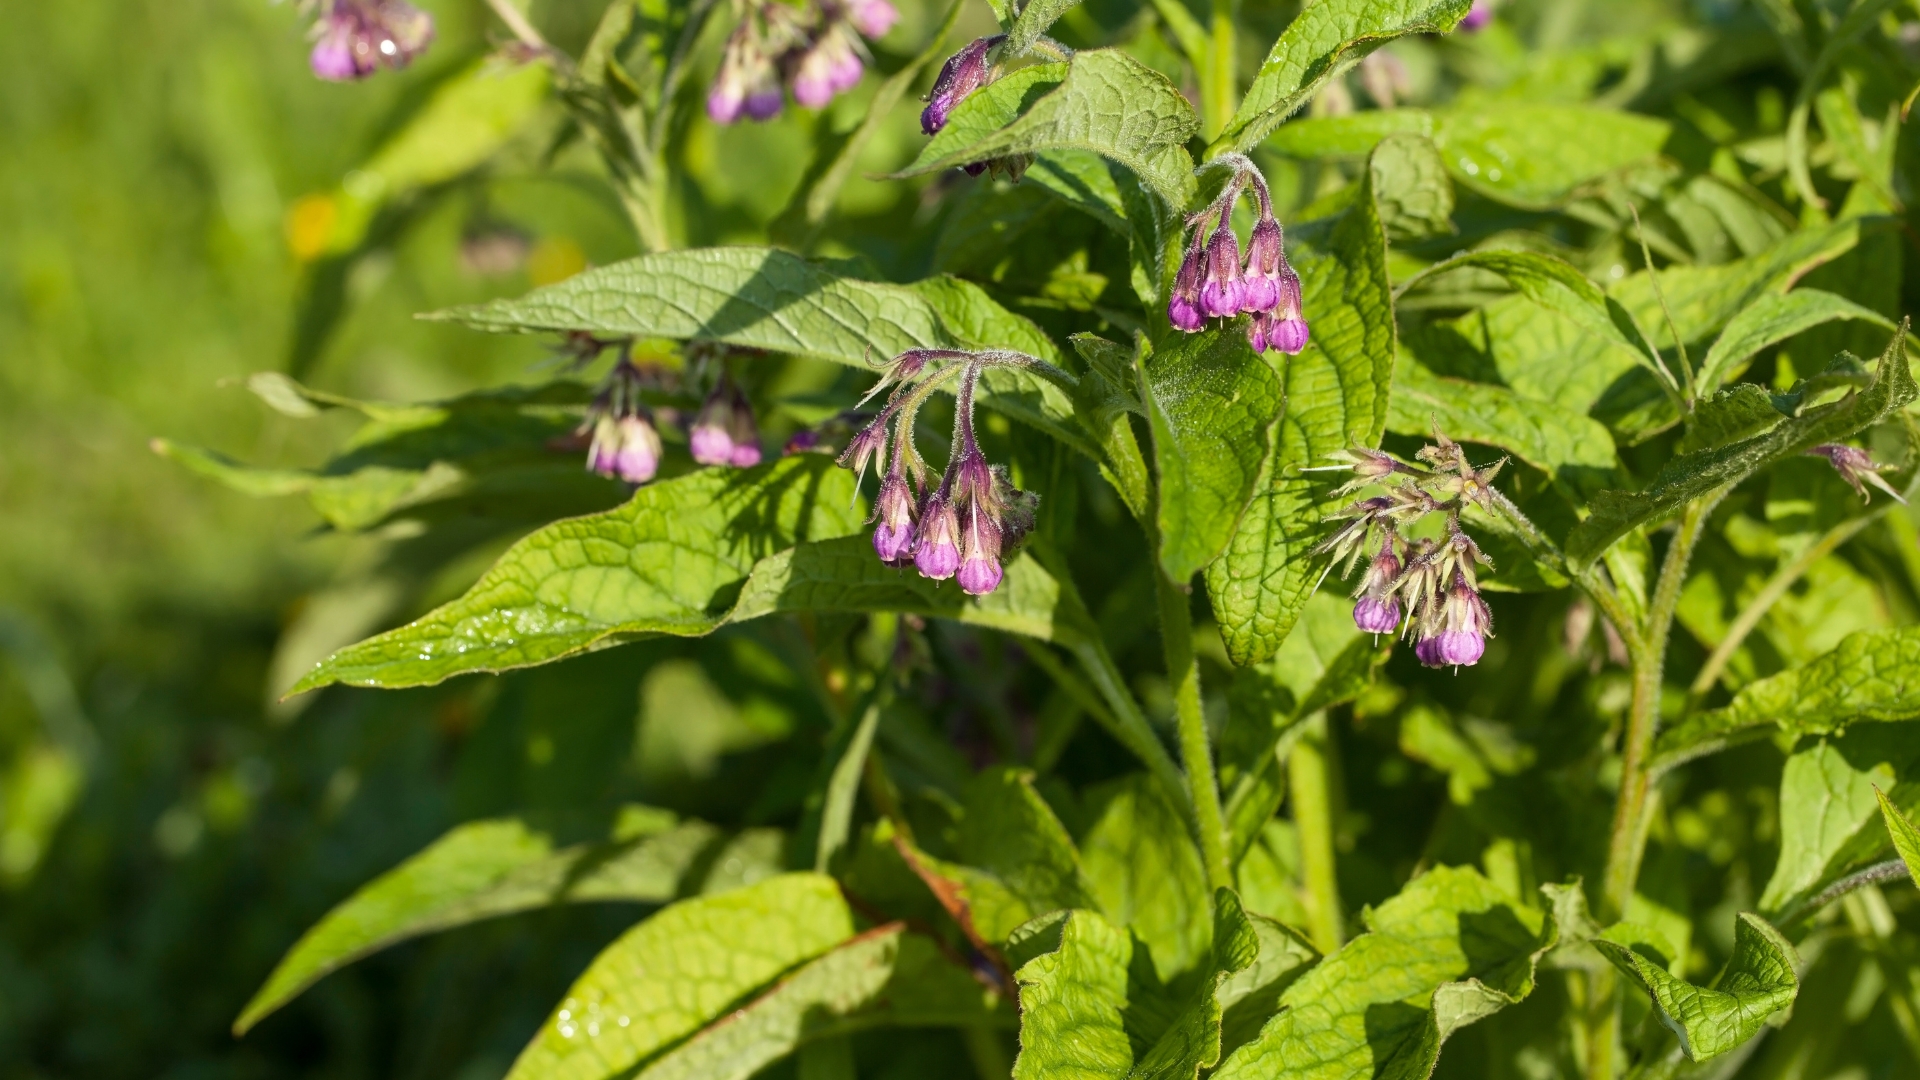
[
  {"x1": 1402, "y1": 249, "x2": 1654, "y2": 369},
  {"x1": 1009, "y1": 890, "x2": 1259, "y2": 1080},
  {"x1": 1594, "y1": 913, "x2": 1798, "y2": 1062},
  {"x1": 1211, "y1": 865, "x2": 1555, "y2": 1080},
  {"x1": 901, "y1": 50, "x2": 1199, "y2": 204},
  {"x1": 632, "y1": 925, "x2": 1006, "y2": 1080},
  {"x1": 1758, "y1": 733, "x2": 1914, "y2": 915},
  {"x1": 429, "y1": 247, "x2": 1084, "y2": 452},
  {"x1": 503, "y1": 874, "x2": 854, "y2": 1080},
  {"x1": 292, "y1": 455, "x2": 864, "y2": 692},
  {"x1": 1144, "y1": 326, "x2": 1284, "y2": 583},
  {"x1": 1388, "y1": 353, "x2": 1617, "y2": 491},
  {"x1": 1211, "y1": 0, "x2": 1471, "y2": 156},
  {"x1": 234, "y1": 815, "x2": 779, "y2": 1034},
  {"x1": 1565, "y1": 328, "x2": 1913, "y2": 569},
  {"x1": 1656, "y1": 627, "x2": 1920, "y2": 769},
  {"x1": 1080, "y1": 774, "x2": 1212, "y2": 983},
  {"x1": 1694, "y1": 288, "x2": 1895, "y2": 397},
  {"x1": 1430, "y1": 105, "x2": 1670, "y2": 210},
  {"x1": 1205, "y1": 144, "x2": 1395, "y2": 666}
]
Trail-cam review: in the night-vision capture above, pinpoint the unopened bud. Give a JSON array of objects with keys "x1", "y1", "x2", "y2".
[{"x1": 922, "y1": 36, "x2": 998, "y2": 135}]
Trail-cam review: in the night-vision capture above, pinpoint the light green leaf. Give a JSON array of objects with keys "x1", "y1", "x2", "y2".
[
  {"x1": 901, "y1": 50, "x2": 1199, "y2": 204},
  {"x1": 1595, "y1": 913, "x2": 1798, "y2": 1062},
  {"x1": 633, "y1": 925, "x2": 1006, "y2": 1080},
  {"x1": 1081, "y1": 774, "x2": 1212, "y2": 982},
  {"x1": 1212, "y1": 0, "x2": 1470, "y2": 156},
  {"x1": 429, "y1": 247, "x2": 1085, "y2": 452},
  {"x1": 321, "y1": 60, "x2": 552, "y2": 255},
  {"x1": 1206, "y1": 144, "x2": 1395, "y2": 666},
  {"x1": 1212, "y1": 865, "x2": 1554, "y2": 1080},
  {"x1": 1655, "y1": 627, "x2": 1920, "y2": 769},
  {"x1": 1431, "y1": 105, "x2": 1670, "y2": 210},
  {"x1": 1402, "y1": 249, "x2": 1654, "y2": 372},
  {"x1": 1758, "y1": 737, "x2": 1900, "y2": 914},
  {"x1": 1144, "y1": 326, "x2": 1284, "y2": 583},
  {"x1": 1875, "y1": 787, "x2": 1920, "y2": 887},
  {"x1": 1388, "y1": 353, "x2": 1617, "y2": 491},
  {"x1": 234, "y1": 816, "x2": 779, "y2": 1034},
  {"x1": 153, "y1": 440, "x2": 320, "y2": 499},
  {"x1": 291, "y1": 455, "x2": 864, "y2": 692},
  {"x1": 1368, "y1": 133, "x2": 1454, "y2": 241},
  {"x1": 1265, "y1": 110, "x2": 1434, "y2": 160},
  {"x1": 1565, "y1": 328, "x2": 1913, "y2": 569},
  {"x1": 504, "y1": 874, "x2": 854, "y2": 1080},
  {"x1": 1695, "y1": 288, "x2": 1895, "y2": 397}
]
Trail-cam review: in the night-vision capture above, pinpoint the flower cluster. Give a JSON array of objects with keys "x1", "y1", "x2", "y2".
[
  {"x1": 1808, "y1": 443, "x2": 1906, "y2": 503},
  {"x1": 839, "y1": 350, "x2": 1041, "y2": 596},
  {"x1": 1168, "y1": 156, "x2": 1309, "y2": 355},
  {"x1": 306, "y1": 0, "x2": 434, "y2": 81},
  {"x1": 581, "y1": 360, "x2": 665, "y2": 485},
  {"x1": 1314, "y1": 434, "x2": 1507, "y2": 668},
  {"x1": 707, "y1": 0, "x2": 897, "y2": 124},
  {"x1": 689, "y1": 375, "x2": 764, "y2": 468}
]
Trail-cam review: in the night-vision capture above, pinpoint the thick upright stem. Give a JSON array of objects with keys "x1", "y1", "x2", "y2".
[
  {"x1": 1155, "y1": 568, "x2": 1233, "y2": 891},
  {"x1": 1290, "y1": 712, "x2": 1344, "y2": 953}
]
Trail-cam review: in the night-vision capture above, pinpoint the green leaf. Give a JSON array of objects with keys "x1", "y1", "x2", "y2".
[
  {"x1": 1402, "y1": 249, "x2": 1655, "y2": 373},
  {"x1": 1694, "y1": 288, "x2": 1895, "y2": 397},
  {"x1": 1211, "y1": 865, "x2": 1554, "y2": 1080},
  {"x1": 1655, "y1": 627, "x2": 1920, "y2": 769},
  {"x1": 1388, "y1": 353, "x2": 1617, "y2": 493},
  {"x1": 1211, "y1": 0, "x2": 1470, "y2": 156},
  {"x1": 1080, "y1": 774, "x2": 1212, "y2": 982},
  {"x1": 1430, "y1": 105, "x2": 1670, "y2": 210},
  {"x1": 1875, "y1": 787, "x2": 1920, "y2": 887},
  {"x1": 632, "y1": 925, "x2": 1006, "y2": 1080},
  {"x1": 1143, "y1": 326, "x2": 1284, "y2": 583},
  {"x1": 1673, "y1": 384, "x2": 1787, "y2": 455},
  {"x1": 1004, "y1": 0, "x2": 1082, "y2": 56},
  {"x1": 1009, "y1": 890, "x2": 1259, "y2": 1080},
  {"x1": 1264, "y1": 110, "x2": 1434, "y2": 160},
  {"x1": 292, "y1": 455, "x2": 865, "y2": 692},
  {"x1": 1206, "y1": 143, "x2": 1395, "y2": 667},
  {"x1": 816, "y1": 698, "x2": 884, "y2": 873},
  {"x1": 1367, "y1": 133, "x2": 1454, "y2": 242},
  {"x1": 504, "y1": 874, "x2": 855, "y2": 1080},
  {"x1": 1024, "y1": 149, "x2": 1131, "y2": 235},
  {"x1": 234, "y1": 815, "x2": 778, "y2": 1033},
  {"x1": 430, "y1": 247, "x2": 1084, "y2": 452},
  {"x1": 1758, "y1": 736, "x2": 1903, "y2": 915},
  {"x1": 1565, "y1": 327, "x2": 1913, "y2": 570},
  {"x1": 1594, "y1": 913, "x2": 1798, "y2": 1062},
  {"x1": 901, "y1": 50, "x2": 1200, "y2": 204}
]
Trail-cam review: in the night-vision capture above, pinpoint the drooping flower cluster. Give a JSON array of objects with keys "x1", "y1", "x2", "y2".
[
  {"x1": 838, "y1": 350, "x2": 1042, "y2": 596},
  {"x1": 1168, "y1": 156, "x2": 1309, "y2": 355},
  {"x1": 707, "y1": 0, "x2": 897, "y2": 124},
  {"x1": 1314, "y1": 433, "x2": 1507, "y2": 668},
  {"x1": 1808, "y1": 443, "x2": 1907, "y2": 504},
  {"x1": 690, "y1": 374, "x2": 764, "y2": 468},
  {"x1": 581, "y1": 359, "x2": 665, "y2": 485},
  {"x1": 305, "y1": 0, "x2": 434, "y2": 81}
]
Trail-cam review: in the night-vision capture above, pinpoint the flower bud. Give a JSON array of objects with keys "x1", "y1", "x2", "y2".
[
  {"x1": 1240, "y1": 217, "x2": 1284, "y2": 314},
  {"x1": 1807, "y1": 443, "x2": 1907, "y2": 504},
  {"x1": 1247, "y1": 312, "x2": 1271, "y2": 353},
  {"x1": 1168, "y1": 240, "x2": 1206, "y2": 332},
  {"x1": 1199, "y1": 219, "x2": 1244, "y2": 320},
  {"x1": 922, "y1": 36, "x2": 999, "y2": 135},
  {"x1": 1268, "y1": 266, "x2": 1309, "y2": 354},
  {"x1": 845, "y1": 0, "x2": 899, "y2": 39},
  {"x1": 871, "y1": 473, "x2": 917, "y2": 564},
  {"x1": 837, "y1": 419, "x2": 889, "y2": 486},
  {"x1": 914, "y1": 495, "x2": 962, "y2": 580}
]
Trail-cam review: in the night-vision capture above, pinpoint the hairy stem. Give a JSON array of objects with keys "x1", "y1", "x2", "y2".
[
  {"x1": 1290, "y1": 713, "x2": 1344, "y2": 953},
  {"x1": 1601, "y1": 495, "x2": 1717, "y2": 921},
  {"x1": 1687, "y1": 511, "x2": 1879, "y2": 706},
  {"x1": 1155, "y1": 567, "x2": 1234, "y2": 891},
  {"x1": 1778, "y1": 858, "x2": 1912, "y2": 926}
]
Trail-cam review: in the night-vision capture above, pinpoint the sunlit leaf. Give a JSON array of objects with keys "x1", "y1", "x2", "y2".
[{"x1": 1594, "y1": 913, "x2": 1797, "y2": 1062}]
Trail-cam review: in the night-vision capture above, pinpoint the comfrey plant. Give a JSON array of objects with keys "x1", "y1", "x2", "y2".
[{"x1": 169, "y1": 2, "x2": 1920, "y2": 1079}]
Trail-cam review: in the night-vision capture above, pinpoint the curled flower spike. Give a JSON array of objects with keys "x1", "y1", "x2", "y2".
[
  {"x1": 708, "y1": 0, "x2": 889, "y2": 125},
  {"x1": 1167, "y1": 157, "x2": 1308, "y2": 352},
  {"x1": 690, "y1": 376, "x2": 763, "y2": 468},
  {"x1": 922, "y1": 36, "x2": 1000, "y2": 135},
  {"x1": 581, "y1": 361, "x2": 663, "y2": 485},
  {"x1": 309, "y1": 0, "x2": 434, "y2": 81},
  {"x1": 1808, "y1": 444, "x2": 1907, "y2": 504}
]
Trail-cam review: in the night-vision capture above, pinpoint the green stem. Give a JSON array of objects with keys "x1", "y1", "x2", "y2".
[
  {"x1": 1202, "y1": 0, "x2": 1237, "y2": 140},
  {"x1": 1155, "y1": 567, "x2": 1233, "y2": 892},
  {"x1": 1290, "y1": 712, "x2": 1343, "y2": 954},
  {"x1": 1686, "y1": 511, "x2": 1879, "y2": 707},
  {"x1": 1600, "y1": 495, "x2": 1717, "y2": 922}
]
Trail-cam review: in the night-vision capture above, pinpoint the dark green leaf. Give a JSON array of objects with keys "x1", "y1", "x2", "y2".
[
  {"x1": 1206, "y1": 144, "x2": 1395, "y2": 666},
  {"x1": 1143, "y1": 326, "x2": 1283, "y2": 583},
  {"x1": 1212, "y1": 0, "x2": 1470, "y2": 155},
  {"x1": 1594, "y1": 913, "x2": 1797, "y2": 1062}
]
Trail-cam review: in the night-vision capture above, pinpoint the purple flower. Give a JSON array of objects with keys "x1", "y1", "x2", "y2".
[
  {"x1": 1268, "y1": 267, "x2": 1310, "y2": 354},
  {"x1": 709, "y1": 29, "x2": 784, "y2": 124},
  {"x1": 845, "y1": 0, "x2": 899, "y2": 39},
  {"x1": 1807, "y1": 443, "x2": 1907, "y2": 504},
  {"x1": 871, "y1": 472, "x2": 917, "y2": 564},
  {"x1": 1241, "y1": 217, "x2": 1284, "y2": 314},
  {"x1": 1168, "y1": 235, "x2": 1207, "y2": 332},
  {"x1": 587, "y1": 414, "x2": 662, "y2": 485},
  {"x1": 690, "y1": 378, "x2": 763, "y2": 467},
  {"x1": 1416, "y1": 575, "x2": 1492, "y2": 669},
  {"x1": 1351, "y1": 543, "x2": 1403, "y2": 635},
  {"x1": 1199, "y1": 218, "x2": 1244, "y2": 319},
  {"x1": 792, "y1": 26, "x2": 864, "y2": 108},
  {"x1": 1355, "y1": 596, "x2": 1402, "y2": 635},
  {"x1": 1247, "y1": 313, "x2": 1270, "y2": 353},
  {"x1": 308, "y1": 0, "x2": 434, "y2": 82},
  {"x1": 922, "y1": 36, "x2": 999, "y2": 136},
  {"x1": 914, "y1": 495, "x2": 962, "y2": 579}
]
